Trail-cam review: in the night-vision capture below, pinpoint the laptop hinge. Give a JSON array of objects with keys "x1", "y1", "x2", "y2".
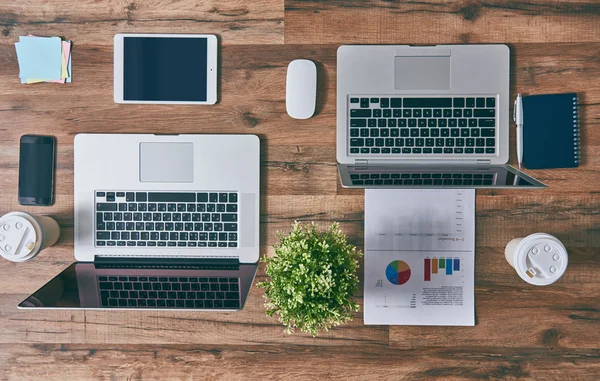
[
  {"x1": 93, "y1": 256, "x2": 239, "y2": 270},
  {"x1": 355, "y1": 159, "x2": 368, "y2": 168},
  {"x1": 477, "y1": 159, "x2": 492, "y2": 165}
]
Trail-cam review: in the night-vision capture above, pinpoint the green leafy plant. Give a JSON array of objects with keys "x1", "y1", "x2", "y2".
[{"x1": 257, "y1": 222, "x2": 362, "y2": 336}]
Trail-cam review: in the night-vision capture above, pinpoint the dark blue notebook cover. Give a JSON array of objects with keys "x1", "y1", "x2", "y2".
[{"x1": 522, "y1": 93, "x2": 580, "y2": 169}]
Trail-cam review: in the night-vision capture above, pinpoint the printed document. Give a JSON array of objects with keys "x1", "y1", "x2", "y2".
[{"x1": 364, "y1": 189, "x2": 475, "y2": 326}]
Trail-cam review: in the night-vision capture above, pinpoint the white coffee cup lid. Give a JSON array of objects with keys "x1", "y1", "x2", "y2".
[
  {"x1": 514, "y1": 233, "x2": 568, "y2": 286},
  {"x1": 0, "y1": 213, "x2": 40, "y2": 262}
]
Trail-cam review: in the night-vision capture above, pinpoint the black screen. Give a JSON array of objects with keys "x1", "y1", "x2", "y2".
[
  {"x1": 123, "y1": 37, "x2": 208, "y2": 102},
  {"x1": 346, "y1": 165, "x2": 545, "y2": 188},
  {"x1": 19, "y1": 136, "x2": 54, "y2": 203},
  {"x1": 19, "y1": 262, "x2": 257, "y2": 310}
]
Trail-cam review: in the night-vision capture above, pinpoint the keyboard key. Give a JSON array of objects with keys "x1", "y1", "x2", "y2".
[
  {"x1": 466, "y1": 97, "x2": 475, "y2": 107},
  {"x1": 390, "y1": 98, "x2": 402, "y2": 107},
  {"x1": 476, "y1": 97, "x2": 485, "y2": 107},
  {"x1": 478, "y1": 119, "x2": 496, "y2": 127},
  {"x1": 350, "y1": 138, "x2": 364, "y2": 147},
  {"x1": 481, "y1": 128, "x2": 495, "y2": 137},
  {"x1": 474, "y1": 109, "x2": 495, "y2": 118},
  {"x1": 224, "y1": 223, "x2": 238, "y2": 231},
  {"x1": 486, "y1": 97, "x2": 496, "y2": 108},
  {"x1": 97, "y1": 203, "x2": 118, "y2": 212},
  {"x1": 351, "y1": 109, "x2": 371, "y2": 118},
  {"x1": 453, "y1": 98, "x2": 465, "y2": 107},
  {"x1": 403, "y1": 98, "x2": 452, "y2": 108},
  {"x1": 350, "y1": 119, "x2": 367, "y2": 127},
  {"x1": 147, "y1": 192, "x2": 195, "y2": 202}
]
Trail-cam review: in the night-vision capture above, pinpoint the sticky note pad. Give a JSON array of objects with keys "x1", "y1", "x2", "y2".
[{"x1": 15, "y1": 36, "x2": 62, "y2": 80}]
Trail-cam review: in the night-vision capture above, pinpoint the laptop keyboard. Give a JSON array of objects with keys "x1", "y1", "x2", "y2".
[
  {"x1": 348, "y1": 96, "x2": 497, "y2": 155},
  {"x1": 350, "y1": 173, "x2": 495, "y2": 186},
  {"x1": 95, "y1": 191, "x2": 239, "y2": 248},
  {"x1": 98, "y1": 276, "x2": 241, "y2": 309}
]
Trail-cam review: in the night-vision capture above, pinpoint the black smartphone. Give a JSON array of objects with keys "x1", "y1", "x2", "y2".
[{"x1": 18, "y1": 135, "x2": 56, "y2": 206}]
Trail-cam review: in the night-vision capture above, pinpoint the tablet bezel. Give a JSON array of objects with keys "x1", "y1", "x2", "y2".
[{"x1": 113, "y1": 33, "x2": 217, "y2": 105}]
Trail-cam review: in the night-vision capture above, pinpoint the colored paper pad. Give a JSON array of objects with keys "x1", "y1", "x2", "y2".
[
  {"x1": 16, "y1": 36, "x2": 71, "y2": 84},
  {"x1": 15, "y1": 36, "x2": 62, "y2": 80}
]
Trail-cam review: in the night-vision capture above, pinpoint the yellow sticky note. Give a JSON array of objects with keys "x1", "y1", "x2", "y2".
[
  {"x1": 61, "y1": 48, "x2": 67, "y2": 79},
  {"x1": 25, "y1": 79, "x2": 47, "y2": 84}
]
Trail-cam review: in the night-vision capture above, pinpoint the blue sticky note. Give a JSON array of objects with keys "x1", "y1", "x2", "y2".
[{"x1": 15, "y1": 36, "x2": 62, "y2": 80}]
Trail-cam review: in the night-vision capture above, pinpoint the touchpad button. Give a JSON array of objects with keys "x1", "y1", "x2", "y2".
[
  {"x1": 140, "y1": 142, "x2": 194, "y2": 183},
  {"x1": 394, "y1": 56, "x2": 450, "y2": 90}
]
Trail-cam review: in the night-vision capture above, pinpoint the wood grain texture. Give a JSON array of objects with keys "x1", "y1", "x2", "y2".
[
  {"x1": 0, "y1": 344, "x2": 599, "y2": 381},
  {"x1": 0, "y1": 0, "x2": 283, "y2": 46},
  {"x1": 0, "y1": 0, "x2": 599, "y2": 379},
  {"x1": 285, "y1": 0, "x2": 600, "y2": 44}
]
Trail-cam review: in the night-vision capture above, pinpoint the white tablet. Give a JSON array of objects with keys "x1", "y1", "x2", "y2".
[{"x1": 114, "y1": 34, "x2": 217, "y2": 104}]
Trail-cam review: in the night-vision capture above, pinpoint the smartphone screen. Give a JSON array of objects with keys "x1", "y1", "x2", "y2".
[{"x1": 18, "y1": 135, "x2": 56, "y2": 206}]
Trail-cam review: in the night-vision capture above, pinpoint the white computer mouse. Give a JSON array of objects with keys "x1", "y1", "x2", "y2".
[{"x1": 286, "y1": 59, "x2": 317, "y2": 119}]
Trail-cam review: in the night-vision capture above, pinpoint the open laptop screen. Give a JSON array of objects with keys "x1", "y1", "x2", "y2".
[
  {"x1": 339, "y1": 164, "x2": 546, "y2": 188},
  {"x1": 19, "y1": 262, "x2": 256, "y2": 310}
]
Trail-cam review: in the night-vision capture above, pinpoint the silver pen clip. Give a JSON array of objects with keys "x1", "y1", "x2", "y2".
[{"x1": 513, "y1": 98, "x2": 517, "y2": 123}]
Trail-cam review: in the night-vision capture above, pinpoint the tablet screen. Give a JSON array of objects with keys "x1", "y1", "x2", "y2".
[{"x1": 123, "y1": 37, "x2": 207, "y2": 102}]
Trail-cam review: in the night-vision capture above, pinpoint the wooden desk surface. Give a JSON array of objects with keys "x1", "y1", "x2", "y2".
[{"x1": 0, "y1": 1, "x2": 599, "y2": 380}]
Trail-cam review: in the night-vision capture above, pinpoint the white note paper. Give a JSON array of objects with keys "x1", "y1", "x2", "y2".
[{"x1": 364, "y1": 189, "x2": 475, "y2": 326}]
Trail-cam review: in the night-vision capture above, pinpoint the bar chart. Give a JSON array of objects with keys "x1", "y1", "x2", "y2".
[{"x1": 424, "y1": 257, "x2": 461, "y2": 281}]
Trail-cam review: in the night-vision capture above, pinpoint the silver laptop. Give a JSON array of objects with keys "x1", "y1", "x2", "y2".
[
  {"x1": 336, "y1": 44, "x2": 545, "y2": 189},
  {"x1": 20, "y1": 134, "x2": 260, "y2": 311}
]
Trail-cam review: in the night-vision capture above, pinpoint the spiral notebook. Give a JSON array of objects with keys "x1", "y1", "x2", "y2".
[{"x1": 522, "y1": 93, "x2": 580, "y2": 169}]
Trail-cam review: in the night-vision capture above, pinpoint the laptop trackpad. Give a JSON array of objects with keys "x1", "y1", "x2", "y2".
[
  {"x1": 394, "y1": 56, "x2": 450, "y2": 90},
  {"x1": 139, "y1": 142, "x2": 194, "y2": 183}
]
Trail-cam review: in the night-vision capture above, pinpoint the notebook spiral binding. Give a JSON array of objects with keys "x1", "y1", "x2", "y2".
[{"x1": 573, "y1": 96, "x2": 580, "y2": 164}]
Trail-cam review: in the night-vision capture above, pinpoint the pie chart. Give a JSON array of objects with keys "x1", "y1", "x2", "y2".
[{"x1": 386, "y1": 260, "x2": 411, "y2": 285}]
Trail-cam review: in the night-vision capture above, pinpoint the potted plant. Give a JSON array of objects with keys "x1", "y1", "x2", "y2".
[{"x1": 257, "y1": 222, "x2": 362, "y2": 336}]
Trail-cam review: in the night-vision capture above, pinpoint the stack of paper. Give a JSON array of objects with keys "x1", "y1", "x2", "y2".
[
  {"x1": 363, "y1": 189, "x2": 476, "y2": 326},
  {"x1": 15, "y1": 36, "x2": 72, "y2": 84}
]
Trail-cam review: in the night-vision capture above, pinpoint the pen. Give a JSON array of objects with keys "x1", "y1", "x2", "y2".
[{"x1": 514, "y1": 94, "x2": 524, "y2": 169}]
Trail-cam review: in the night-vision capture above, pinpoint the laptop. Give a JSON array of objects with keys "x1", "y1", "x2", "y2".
[
  {"x1": 19, "y1": 134, "x2": 260, "y2": 311},
  {"x1": 336, "y1": 44, "x2": 546, "y2": 189}
]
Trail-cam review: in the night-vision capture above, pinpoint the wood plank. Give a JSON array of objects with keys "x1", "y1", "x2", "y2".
[
  {"x1": 285, "y1": 0, "x2": 600, "y2": 44},
  {"x1": 0, "y1": 292, "x2": 388, "y2": 346},
  {"x1": 0, "y1": 0, "x2": 283, "y2": 45},
  {"x1": 390, "y1": 283, "x2": 600, "y2": 349},
  {"x1": 0, "y1": 344, "x2": 599, "y2": 380}
]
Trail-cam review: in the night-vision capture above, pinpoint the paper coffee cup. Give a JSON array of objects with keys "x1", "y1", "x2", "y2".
[
  {"x1": 0, "y1": 212, "x2": 60, "y2": 262},
  {"x1": 505, "y1": 233, "x2": 568, "y2": 286}
]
